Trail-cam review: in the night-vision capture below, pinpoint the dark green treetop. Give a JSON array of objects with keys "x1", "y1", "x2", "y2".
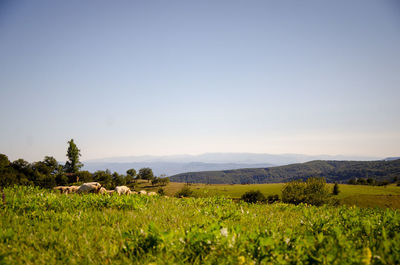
[
  {"x1": 126, "y1": 168, "x2": 137, "y2": 178},
  {"x1": 64, "y1": 139, "x2": 83, "y2": 173},
  {"x1": 138, "y1": 167, "x2": 154, "y2": 182}
]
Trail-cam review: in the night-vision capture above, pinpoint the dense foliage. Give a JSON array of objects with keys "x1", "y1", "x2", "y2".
[
  {"x1": 175, "y1": 185, "x2": 194, "y2": 198},
  {"x1": 348, "y1": 177, "x2": 392, "y2": 186},
  {"x1": 0, "y1": 186, "x2": 399, "y2": 264},
  {"x1": 282, "y1": 178, "x2": 332, "y2": 206},
  {"x1": 170, "y1": 159, "x2": 400, "y2": 184},
  {"x1": 240, "y1": 190, "x2": 266, "y2": 203},
  {"x1": 333, "y1": 183, "x2": 340, "y2": 195},
  {"x1": 137, "y1": 167, "x2": 154, "y2": 182},
  {"x1": 0, "y1": 153, "x2": 163, "y2": 190}
]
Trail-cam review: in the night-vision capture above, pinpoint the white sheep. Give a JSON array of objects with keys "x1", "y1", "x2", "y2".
[
  {"x1": 77, "y1": 182, "x2": 102, "y2": 193},
  {"x1": 53, "y1": 186, "x2": 69, "y2": 194},
  {"x1": 115, "y1": 186, "x2": 131, "y2": 195},
  {"x1": 138, "y1": 190, "x2": 147, "y2": 195},
  {"x1": 67, "y1": 186, "x2": 79, "y2": 194},
  {"x1": 99, "y1": 187, "x2": 107, "y2": 194}
]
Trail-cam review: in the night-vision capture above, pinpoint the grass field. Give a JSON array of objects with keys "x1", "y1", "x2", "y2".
[
  {"x1": 1, "y1": 186, "x2": 399, "y2": 264},
  {"x1": 159, "y1": 182, "x2": 400, "y2": 209}
]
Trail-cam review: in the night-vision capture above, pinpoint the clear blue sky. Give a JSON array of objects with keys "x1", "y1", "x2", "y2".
[{"x1": 1, "y1": 0, "x2": 399, "y2": 162}]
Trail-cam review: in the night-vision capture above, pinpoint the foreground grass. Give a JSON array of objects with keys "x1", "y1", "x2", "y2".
[{"x1": 1, "y1": 186, "x2": 399, "y2": 264}]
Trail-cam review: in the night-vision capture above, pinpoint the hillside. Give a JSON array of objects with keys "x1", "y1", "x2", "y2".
[{"x1": 170, "y1": 159, "x2": 400, "y2": 184}]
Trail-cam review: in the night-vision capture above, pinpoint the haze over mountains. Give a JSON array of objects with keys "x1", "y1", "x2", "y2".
[{"x1": 83, "y1": 153, "x2": 380, "y2": 176}]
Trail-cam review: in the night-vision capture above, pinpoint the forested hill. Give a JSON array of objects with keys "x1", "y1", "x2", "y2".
[{"x1": 169, "y1": 159, "x2": 400, "y2": 184}]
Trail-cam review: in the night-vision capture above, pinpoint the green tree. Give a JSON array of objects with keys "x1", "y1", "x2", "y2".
[
  {"x1": 126, "y1": 169, "x2": 137, "y2": 178},
  {"x1": 112, "y1": 172, "x2": 125, "y2": 186},
  {"x1": 93, "y1": 170, "x2": 113, "y2": 189},
  {"x1": 77, "y1": 170, "x2": 93, "y2": 182},
  {"x1": 0, "y1": 154, "x2": 18, "y2": 187},
  {"x1": 0, "y1": 154, "x2": 10, "y2": 168},
  {"x1": 138, "y1": 168, "x2": 154, "y2": 182},
  {"x1": 64, "y1": 139, "x2": 83, "y2": 173},
  {"x1": 282, "y1": 178, "x2": 330, "y2": 206},
  {"x1": 241, "y1": 190, "x2": 266, "y2": 204}
]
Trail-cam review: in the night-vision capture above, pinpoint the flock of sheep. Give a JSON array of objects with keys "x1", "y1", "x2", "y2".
[{"x1": 53, "y1": 182, "x2": 158, "y2": 196}]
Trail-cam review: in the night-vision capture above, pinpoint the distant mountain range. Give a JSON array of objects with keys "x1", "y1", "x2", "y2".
[
  {"x1": 83, "y1": 153, "x2": 381, "y2": 175},
  {"x1": 83, "y1": 161, "x2": 274, "y2": 176},
  {"x1": 169, "y1": 159, "x2": 400, "y2": 184}
]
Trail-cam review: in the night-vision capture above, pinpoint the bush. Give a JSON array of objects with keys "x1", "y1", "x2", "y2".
[
  {"x1": 267, "y1": 194, "x2": 280, "y2": 203},
  {"x1": 241, "y1": 190, "x2": 266, "y2": 204},
  {"x1": 175, "y1": 186, "x2": 193, "y2": 198},
  {"x1": 157, "y1": 187, "x2": 165, "y2": 196},
  {"x1": 282, "y1": 178, "x2": 330, "y2": 206},
  {"x1": 332, "y1": 183, "x2": 340, "y2": 195}
]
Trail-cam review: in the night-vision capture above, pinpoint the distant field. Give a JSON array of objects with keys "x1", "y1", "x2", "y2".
[{"x1": 159, "y1": 182, "x2": 400, "y2": 209}]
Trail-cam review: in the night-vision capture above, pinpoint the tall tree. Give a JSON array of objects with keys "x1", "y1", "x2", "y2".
[
  {"x1": 64, "y1": 139, "x2": 83, "y2": 173},
  {"x1": 138, "y1": 168, "x2": 154, "y2": 182},
  {"x1": 126, "y1": 169, "x2": 137, "y2": 178}
]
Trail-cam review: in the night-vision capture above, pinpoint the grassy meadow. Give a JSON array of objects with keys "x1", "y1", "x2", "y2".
[
  {"x1": 160, "y1": 182, "x2": 400, "y2": 209},
  {"x1": 1, "y1": 186, "x2": 400, "y2": 264}
]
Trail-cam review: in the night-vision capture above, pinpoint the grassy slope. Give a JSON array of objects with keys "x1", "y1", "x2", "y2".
[{"x1": 1, "y1": 186, "x2": 399, "y2": 264}]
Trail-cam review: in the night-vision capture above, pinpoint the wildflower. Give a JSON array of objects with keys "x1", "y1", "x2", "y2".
[
  {"x1": 238, "y1": 256, "x2": 246, "y2": 265},
  {"x1": 220, "y1": 227, "x2": 228, "y2": 237},
  {"x1": 362, "y1": 247, "x2": 372, "y2": 265}
]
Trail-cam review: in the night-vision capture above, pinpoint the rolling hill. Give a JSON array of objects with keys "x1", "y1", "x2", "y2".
[{"x1": 170, "y1": 159, "x2": 400, "y2": 184}]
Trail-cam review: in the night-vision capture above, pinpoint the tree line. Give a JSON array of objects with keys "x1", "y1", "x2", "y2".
[
  {"x1": 170, "y1": 159, "x2": 400, "y2": 184},
  {"x1": 0, "y1": 139, "x2": 169, "y2": 189}
]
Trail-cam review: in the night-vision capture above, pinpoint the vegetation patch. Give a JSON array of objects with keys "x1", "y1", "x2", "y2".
[{"x1": 1, "y1": 186, "x2": 399, "y2": 264}]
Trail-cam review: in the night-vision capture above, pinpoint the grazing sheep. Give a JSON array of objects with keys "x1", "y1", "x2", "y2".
[
  {"x1": 67, "y1": 186, "x2": 79, "y2": 194},
  {"x1": 99, "y1": 187, "x2": 107, "y2": 194},
  {"x1": 148, "y1": 192, "x2": 157, "y2": 196},
  {"x1": 53, "y1": 186, "x2": 70, "y2": 194},
  {"x1": 138, "y1": 190, "x2": 147, "y2": 195},
  {"x1": 115, "y1": 186, "x2": 131, "y2": 195},
  {"x1": 77, "y1": 182, "x2": 102, "y2": 193}
]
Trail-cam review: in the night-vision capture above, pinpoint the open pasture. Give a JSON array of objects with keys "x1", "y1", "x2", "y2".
[
  {"x1": 163, "y1": 182, "x2": 400, "y2": 209},
  {"x1": 1, "y1": 186, "x2": 399, "y2": 264}
]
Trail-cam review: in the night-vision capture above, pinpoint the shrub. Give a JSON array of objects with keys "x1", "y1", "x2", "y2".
[
  {"x1": 157, "y1": 187, "x2": 165, "y2": 196},
  {"x1": 241, "y1": 190, "x2": 266, "y2": 204},
  {"x1": 282, "y1": 178, "x2": 330, "y2": 206},
  {"x1": 267, "y1": 194, "x2": 280, "y2": 203},
  {"x1": 175, "y1": 186, "x2": 193, "y2": 198},
  {"x1": 332, "y1": 183, "x2": 340, "y2": 195}
]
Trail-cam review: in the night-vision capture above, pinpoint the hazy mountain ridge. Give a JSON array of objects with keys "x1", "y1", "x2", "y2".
[
  {"x1": 85, "y1": 152, "x2": 379, "y2": 164},
  {"x1": 82, "y1": 161, "x2": 274, "y2": 176},
  {"x1": 169, "y1": 159, "x2": 400, "y2": 184},
  {"x1": 83, "y1": 153, "x2": 381, "y2": 176}
]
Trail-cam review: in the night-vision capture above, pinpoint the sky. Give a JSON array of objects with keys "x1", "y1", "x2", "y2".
[{"x1": 0, "y1": 0, "x2": 399, "y2": 162}]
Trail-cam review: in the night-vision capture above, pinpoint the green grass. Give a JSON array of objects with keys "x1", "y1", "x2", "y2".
[
  {"x1": 1, "y1": 186, "x2": 400, "y2": 264},
  {"x1": 162, "y1": 182, "x2": 400, "y2": 208}
]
